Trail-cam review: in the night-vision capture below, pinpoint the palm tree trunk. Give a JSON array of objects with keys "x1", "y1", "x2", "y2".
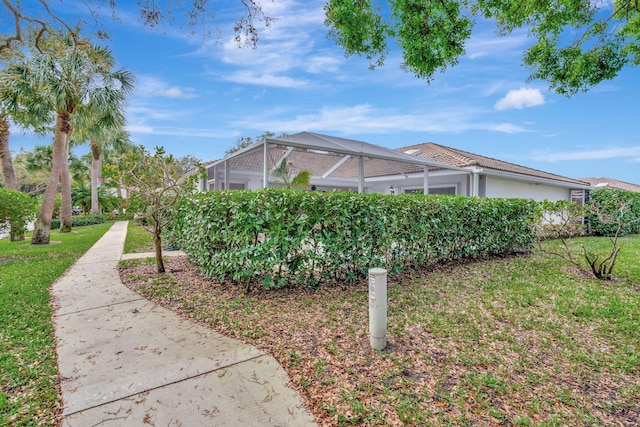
[
  {"x1": 32, "y1": 113, "x2": 69, "y2": 245},
  {"x1": 0, "y1": 116, "x2": 25, "y2": 241},
  {"x1": 90, "y1": 140, "x2": 102, "y2": 215},
  {"x1": 59, "y1": 139, "x2": 73, "y2": 232},
  {"x1": 0, "y1": 116, "x2": 18, "y2": 190}
]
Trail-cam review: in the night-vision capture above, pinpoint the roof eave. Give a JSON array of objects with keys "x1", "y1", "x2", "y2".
[{"x1": 478, "y1": 168, "x2": 593, "y2": 190}]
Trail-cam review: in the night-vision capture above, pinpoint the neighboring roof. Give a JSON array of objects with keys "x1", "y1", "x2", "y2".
[
  {"x1": 398, "y1": 142, "x2": 591, "y2": 187},
  {"x1": 579, "y1": 177, "x2": 640, "y2": 193}
]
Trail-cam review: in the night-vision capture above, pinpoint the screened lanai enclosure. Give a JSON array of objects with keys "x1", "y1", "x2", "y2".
[{"x1": 202, "y1": 132, "x2": 471, "y2": 195}]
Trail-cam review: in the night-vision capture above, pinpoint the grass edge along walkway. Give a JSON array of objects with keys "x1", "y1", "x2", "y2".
[{"x1": 0, "y1": 222, "x2": 112, "y2": 426}]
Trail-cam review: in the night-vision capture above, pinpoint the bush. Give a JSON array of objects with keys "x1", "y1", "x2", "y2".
[
  {"x1": 532, "y1": 199, "x2": 588, "y2": 240},
  {"x1": 588, "y1": 188, "x2": 640, "y2": 236},
  {"x1": 168, "y1": 189, "x2": 537, "y2": 290},
  {"x1": 51, "y1": 214, "x2": 105, "y2": 230},
  {"x1": 0, "y1": 188, "x2": 38, "y2": 241},
  {"x1": 115, "y1": 211, "x2": 135, "y2": 220}
]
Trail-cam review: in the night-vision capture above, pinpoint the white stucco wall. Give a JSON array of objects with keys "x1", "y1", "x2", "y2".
[
  {"x1": 369, "y1": 173, "x2": 469, "y2": 195},
  {"x1": 485, "y1": 175, "x2": 572, "y2": 201}
]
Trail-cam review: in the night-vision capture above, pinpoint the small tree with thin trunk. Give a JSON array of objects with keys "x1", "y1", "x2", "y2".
[
  {"x1": 105, "y1": 146, "x2": 203, "y2": 273},
  {"x1": 534, "y1": 198, "x2": 639, "y2": 280}
]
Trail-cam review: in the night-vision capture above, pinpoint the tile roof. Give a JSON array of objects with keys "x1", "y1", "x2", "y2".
[
  {"x1": 398, "y1": 142, "x2": 590, "y2": 187},
  {"x1": 579, "y1": 177, "x2": 640, "y2": 193}
]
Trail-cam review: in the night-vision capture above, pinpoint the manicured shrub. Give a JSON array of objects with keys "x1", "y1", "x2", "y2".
[
  {"x1": 0, "y1": 188, "x2": 37, "y2": 241},
  {"x1": 51, "y1": 214, "x2": 105, "y2": 230},
  {"x1": 169, "y1": 189, "x2": 536, "y2": 290},
  {"x1": 588, "y1": 188, "x2": 640, "y2": 236}
]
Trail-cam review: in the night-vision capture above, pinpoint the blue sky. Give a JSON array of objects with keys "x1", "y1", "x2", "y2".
[{"x1": 8, "y1": 0, "x2": 640, "y2": 184}]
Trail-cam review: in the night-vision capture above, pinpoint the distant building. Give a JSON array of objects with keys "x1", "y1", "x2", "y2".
[
  {"x1": 397, "y1": 142, "x2": 591, "y2": 203},
  {"x1": 578, "y1": 177, "x2": 640, "y2": 193}
]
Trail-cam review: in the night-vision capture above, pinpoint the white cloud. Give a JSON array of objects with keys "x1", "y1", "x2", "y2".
[
  {"x1": 196, "y1": 1, "x2": 343, "y2": 88},
  {"x1": 126, "y1": 125, "x2": 236, "y2": 139},
  {"x1": 125, "y1": 124, "x2": 155, "y2": 134},
  {"x1": 305, "y1": 55, "x2": 343, "y2": 74},
  {"x1": 135, "y1": 75, "x2": 197, "y2": 99},
  {"x1": 126, "y1": 105, "x2": 174, "y2": 121},
  {"x1": 488, "y1": 123, "x2": 528, "y2": 133},
  {"x1": 232, "y1": 104, "x2": 530, "y2": 135},
  {"x1": 494, "y1": 88, "x2": 545, "y2": 110},
  {"x1": 466, "y1": 30, "x2": 530, "y2": 60},
  {"x1": 532, "y1": 146, "x2": 640, "y2": 162},
  {"x1": 221, "y1": 71, "x2": 309, "y2": 88}
]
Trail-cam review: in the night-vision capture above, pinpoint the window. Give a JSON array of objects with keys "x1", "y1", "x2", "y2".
[
  {"x1": 404, "y1": 186, "x2": 457, "y2": 195},
  {"x1": 571, "y1": 189, "x2": 586, "y2": 205},
  {"x1": 221, "y1": 182, "x2": 246, "y2": 190},
  {"x1": 429, "y1": 186, "x2": 456, "y2": 195}
]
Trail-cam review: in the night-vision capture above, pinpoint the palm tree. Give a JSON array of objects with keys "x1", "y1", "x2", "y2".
[
  {"x1": 1, "y1": 47, "x2": 54, "y2": 191},
  {"x1": 27, "y1": 139, "x2": 87, "y2": 233},
  {"x1": 26, "y1": 144, "x2": 84, "y2": 178},
  {"x1": 0, "y1": 36, "x2": 134, "y2": 244},
  {"x1": 59, "y1": 46, "x2": 132, "y2": 232},
  {"x1": 71, "y1": 182, "x2": 91, "y2": 214},
  {"x1": 72, "y1": 112, "x2": 129, "y2": 215},
  {"x1": 271, "y1": 160, "x2": 312, "y2": 189},
  {"x1": 25, "y1": 145, "x2": 54, "y2": 171},
  {"x1": 72, "y1": 181, "x2": 117, "y2": 215}
]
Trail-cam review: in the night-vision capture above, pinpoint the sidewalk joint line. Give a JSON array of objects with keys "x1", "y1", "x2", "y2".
[
  {"x1": 61, "y1": 353, "x2": 267, "y2": 418},
  {"x1": 54, "y1": 297, "x2": 148, "y2": 317}
]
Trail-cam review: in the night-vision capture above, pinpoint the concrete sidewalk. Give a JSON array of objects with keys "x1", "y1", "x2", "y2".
[{"x1": 52, "y1": 221, "x2": 315, "y2": 426}]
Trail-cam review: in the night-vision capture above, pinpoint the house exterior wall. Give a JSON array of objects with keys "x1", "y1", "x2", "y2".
[
  {"x1": 389, "y1": 174, "x2": 469, "y2": 195},
  {"x1": 202, "y1": 164, "x2": 578, "y2": 202},
  {"x1": 484, "y1": 175, "x2": 571, "y2": 201}
]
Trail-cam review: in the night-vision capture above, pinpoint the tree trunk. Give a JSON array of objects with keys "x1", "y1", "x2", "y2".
[
  {"x1": 0, "y1": 116, "x2": 18, "y2": 190},
  {"x1": 59, "y1": 139, "x2": 73, "y2": 232},
  {"x1": 31, "y1": 113, "x2": 69, "y2": 245},
  {"x1": 1, "y1": 116, "x2": 24, "y2": 240},
  {"x1": 90, "y1": 140, "x2": 102, "y2": 215},
  {"x1": 9, "y1": 221, "x2": 24, "y2": 241},
  {"x1": 116, "y1": 180, "x2": 124, "y2": 214},
  {"x1": 154, "y1": 217, "x2": 165, "y2": 273}
]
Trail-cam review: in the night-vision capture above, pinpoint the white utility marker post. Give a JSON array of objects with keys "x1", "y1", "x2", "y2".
[{"x1": 368, "y1": 268, "x2": 387, "y2": 350}]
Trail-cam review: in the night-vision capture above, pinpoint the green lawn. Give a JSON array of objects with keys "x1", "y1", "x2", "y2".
[
  {"x1": 0, "y1": 222, "x2": 112, "y2": 426},
  {"x1": 123, "y1": 221, "x2": 154, "y2": 254},
  {"x1": 121, "y1": 233, "x2": 640, "y2": 426}
]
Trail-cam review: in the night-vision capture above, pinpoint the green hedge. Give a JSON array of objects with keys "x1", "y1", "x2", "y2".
[
  {"x1": 51, "y1": 214, "x2": 106, "y2": 230},
  {"x1": 0, "y1": 188, "x2": 37, "y2": 240},
  {"x1": 588, "y1": 188, "x2": 640, "y2": 236},
  {"x1": 169, "y1": 189, "x2": 536, "y2": 290}
]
